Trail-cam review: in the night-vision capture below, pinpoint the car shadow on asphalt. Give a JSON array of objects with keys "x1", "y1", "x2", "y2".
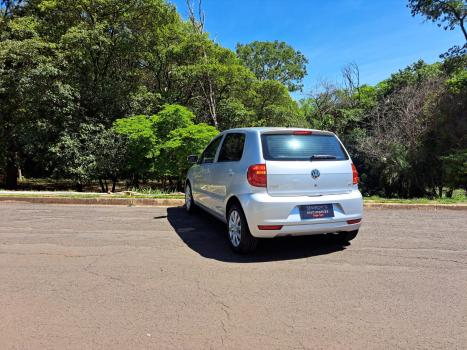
[{"x1": 166, "y1": 207, "x2": 348, "y2": 263}]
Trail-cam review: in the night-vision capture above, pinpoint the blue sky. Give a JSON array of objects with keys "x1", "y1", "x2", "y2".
[{"x1": 170, "y1": 0, "x2": 464, "y2": 98}]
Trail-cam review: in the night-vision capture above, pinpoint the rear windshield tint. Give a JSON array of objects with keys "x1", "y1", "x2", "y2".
[{"x1": 261, "y1": 134, "x2": 348, "y2": 161}]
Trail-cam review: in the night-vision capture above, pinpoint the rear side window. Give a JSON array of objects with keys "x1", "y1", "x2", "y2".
[
  {"x1": 218, "y1": 133, "x2": 245, "y2": 162},
  {"x1": 261, "y1": 134, "x2": 348, "y2": 161}
]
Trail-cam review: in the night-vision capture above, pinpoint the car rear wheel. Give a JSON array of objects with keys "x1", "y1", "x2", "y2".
[
  {"x1": 185, "y1": 183, "x2": 196, "y2": 213},
  {"x1": 227, "y1": 204, "x2": 258, "y2": 253}
]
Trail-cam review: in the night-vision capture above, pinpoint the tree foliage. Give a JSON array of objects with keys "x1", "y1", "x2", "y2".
[
  {"x1": 0, "y1": 0, "x2": 305, "y2": 189},
  {"x1": 0, "y1": 14, "x2": 75, "y2": 188},
  {"x1": 236, "y1": 40, "x2": 308, "y2": 92},
  {"x1": 159, "y1": 123, "x2": 218, "y2": 183},
  {"x1": 408, "y1": 0, "x2": 466, "y2": 35},
  {"x1": 113, "y1": 115, "x2": 158, "y2": 183},
  {"x1": 0, "y1": 0, "x2": 465, "y2": 198},
  {"x1": 113, "y1": 104, "x2": 218, "y2": 186},
  {"x1": 408, "y1": 0, "x2": 467, "y2": 57},
  {"x1": 301, "y1": 59, "x2": 466, "y2": 198}
]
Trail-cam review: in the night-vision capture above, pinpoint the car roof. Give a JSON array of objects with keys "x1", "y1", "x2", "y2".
[{"x1": 220, "y1": 127, "x2": 334, "y2": 135}]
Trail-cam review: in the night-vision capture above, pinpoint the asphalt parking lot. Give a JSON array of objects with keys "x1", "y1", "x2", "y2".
[{"x1": 0, "y1": 203, "x2": 466, "y2": 349}]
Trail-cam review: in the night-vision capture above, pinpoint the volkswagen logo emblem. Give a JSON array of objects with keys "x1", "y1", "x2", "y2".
[{"x1": 311, "y1": 169, "x2": 320, "y2": 179}]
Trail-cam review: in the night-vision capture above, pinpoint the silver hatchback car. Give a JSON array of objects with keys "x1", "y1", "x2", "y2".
[{"x1": 185, "y1": 127, "x2": 363, "y2": 253}]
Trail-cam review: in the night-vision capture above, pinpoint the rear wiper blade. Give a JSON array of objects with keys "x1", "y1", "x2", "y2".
[{"x1": 310, "y1": 154, "x2": 337, "y2": 161}]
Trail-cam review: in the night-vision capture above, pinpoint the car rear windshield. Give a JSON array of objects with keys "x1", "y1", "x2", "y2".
[{"x1": 261, "y1": 133, "x2": 348, "y2": 161}]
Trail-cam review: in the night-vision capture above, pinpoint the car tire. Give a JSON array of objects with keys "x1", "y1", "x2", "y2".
[
  {"x1": 185, "y1": 183, "x2": 196, "y2": 213},
  {"x1": 338, "y1": 229, "x2": 359, "y2": 243},
  {"x1": 227, "y1": 203, "x2": 258, "y2": 253}
]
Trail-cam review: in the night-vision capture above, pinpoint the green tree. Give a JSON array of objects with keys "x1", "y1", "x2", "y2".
[
  {"x1": 1, "y1": 0, "x2": 303, "y2": 190},
  {"x1": 50, "y1": 124, "x2": 129, "y2": 192},
  {"x1": 216, "y1": 98, "x2": 255, "y2": 129},
  {"x1": 441, "y1": 150, "x2": 467, "y2": 196},
  {"x1": 408, "y1": 0, "x2": 467, "y2": 56},
  {"x1": 151, "y1": 104, "x2": 217, "y2": 185},
  {"x1": 161, "y1": 123, "x2": 218, "y2": 186},
  {"x1": 377, "y1": 60, "x2": 443, "y2": 94},
  {"x1": 236, "y1": 40, "x2": 308, "y2": 92},
  {"x1": 151, "y1": 104, "x2": 195, "y2": 140},
  {"x1": 299, "y1": 81, "x2": 377, "y2": 137},
  {"x1": 93, "y1": 128, "x2": 129, "y2": 193},
  {"x1": 113, "y1": 115, "x2": 158, "y2": 185},
  {"x1": 0, "y1": 14, "x2": 75, "y2": 188},
  {"x1": 112, "y1": 104, "x2": 217, "y2": 188},
  {"x1": 0, "y1": 0, "x2": 23, "y2": 18},
  {"x1": 408, "y1": 0, "x2": 467, "y2": 39},
  {"x1": 49, "y1": 124, "x2": 100, "y2": 191},
  {"x1": 167, "y1": 33, "x2": 256, "y2": 128},
  {"x1": 247, "y1": 80, "x2": 305, "y2": 127},
  {"x1": 32, "y1": 0, "x2": 181, "y2": 126}
]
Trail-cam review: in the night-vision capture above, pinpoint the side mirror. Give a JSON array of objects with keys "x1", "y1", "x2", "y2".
[{"x1": 187, "y1": 155, "x2": 198, "y2": 164}]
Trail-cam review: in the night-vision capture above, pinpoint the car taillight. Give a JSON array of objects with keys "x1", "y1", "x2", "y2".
[
  {"x1": 351, "y1": 163, "x2": 359, "y2": 185},
  {"x1": 247, "y1": 164, "x2": 267, "y2": 187}
]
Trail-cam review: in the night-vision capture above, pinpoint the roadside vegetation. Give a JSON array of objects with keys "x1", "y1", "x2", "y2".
[
  {"x1": 0, "y1": 192, "x2": 185, "y2": 199},
  {"x1": 0, "y1": 0, "x2": 465, "y2": 199},
  {"x1": 366, "y1": 189, "x2": 467, "y2": 204},
  {"x1": 1, "y1": 190, "x2": 465, "y2": 205}
]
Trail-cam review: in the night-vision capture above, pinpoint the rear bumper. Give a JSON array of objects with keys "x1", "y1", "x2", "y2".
[{"x1": 238, "y1": 190, "x2": 363, "y2": 238}]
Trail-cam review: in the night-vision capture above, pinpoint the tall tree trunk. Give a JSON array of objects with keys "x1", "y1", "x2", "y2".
[
  {"x1": 446, "y1": 188, "x2": 453, "y2": 198},
  {"x1": 111, "y1": 177, "x2": 117, "y2": 193},
  {"x1": 99, "y1": 179, "x2": 106, "y2": 193},
  {"x1": 5, "y1": 159, "x2": 18, "y2": 189},
  {"x1": 18, "y1": 167, "x2": 23, "y2": 181},
  {"x1": 187, "y1": 0, "x2": 219, "y2": 129},
  {"x1": 459, "y1": 18, "x2": 467, "y2": 41},
  {"x1": 202, "y1": 72, "x2": 219, "y2": 128},
  {"x1": 4, "y1": 139, "x2": 19, "y2": 189}
]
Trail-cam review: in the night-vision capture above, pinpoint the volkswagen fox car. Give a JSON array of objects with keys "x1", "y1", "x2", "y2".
[{"x1": 185, "y1": 128, "x2": 363, "y2": 253}]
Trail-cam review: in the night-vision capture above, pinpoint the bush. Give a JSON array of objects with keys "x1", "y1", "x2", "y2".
[
  {"x1": 160, "y1": 123, "x2": 219, "y2": 183},
  {"x1": 113, "y1": 104, "x2": 218, "y2": 188},
  {"x1": 113, "y1": 115, "x2": 158, "y2": 185}
]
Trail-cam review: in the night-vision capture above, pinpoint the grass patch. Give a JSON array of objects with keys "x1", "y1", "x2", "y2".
[
  {"x1": 130, "y1": 187, "x2": 181, "y2": 196},
  {"x1": 1, "y1": 189, "x2": 465, "y2": 204},
  {"x1": 0, "y1": 192, "x2": 184, "y2": 199},
  {"x1": 365, "y1": 191, "x2": 466, "y2": 205}
]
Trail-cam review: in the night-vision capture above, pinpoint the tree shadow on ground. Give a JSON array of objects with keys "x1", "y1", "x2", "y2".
[{"x1": 166, "y1": 206, "x2": 348, "y2": 263}]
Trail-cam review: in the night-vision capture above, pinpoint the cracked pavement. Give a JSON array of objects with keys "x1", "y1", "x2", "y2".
[{"x1": 0, "y1": 203, "x2": 466, "y2": 349}]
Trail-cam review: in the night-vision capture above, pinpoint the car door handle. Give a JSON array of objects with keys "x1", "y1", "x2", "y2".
[{"x1": 227, "y1": 169, "x2": 234, "y2": 176}]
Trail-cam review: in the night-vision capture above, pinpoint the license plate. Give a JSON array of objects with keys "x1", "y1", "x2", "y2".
[{"x1": 299, "y1": 204, "x2": 334, "y2": 219}]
